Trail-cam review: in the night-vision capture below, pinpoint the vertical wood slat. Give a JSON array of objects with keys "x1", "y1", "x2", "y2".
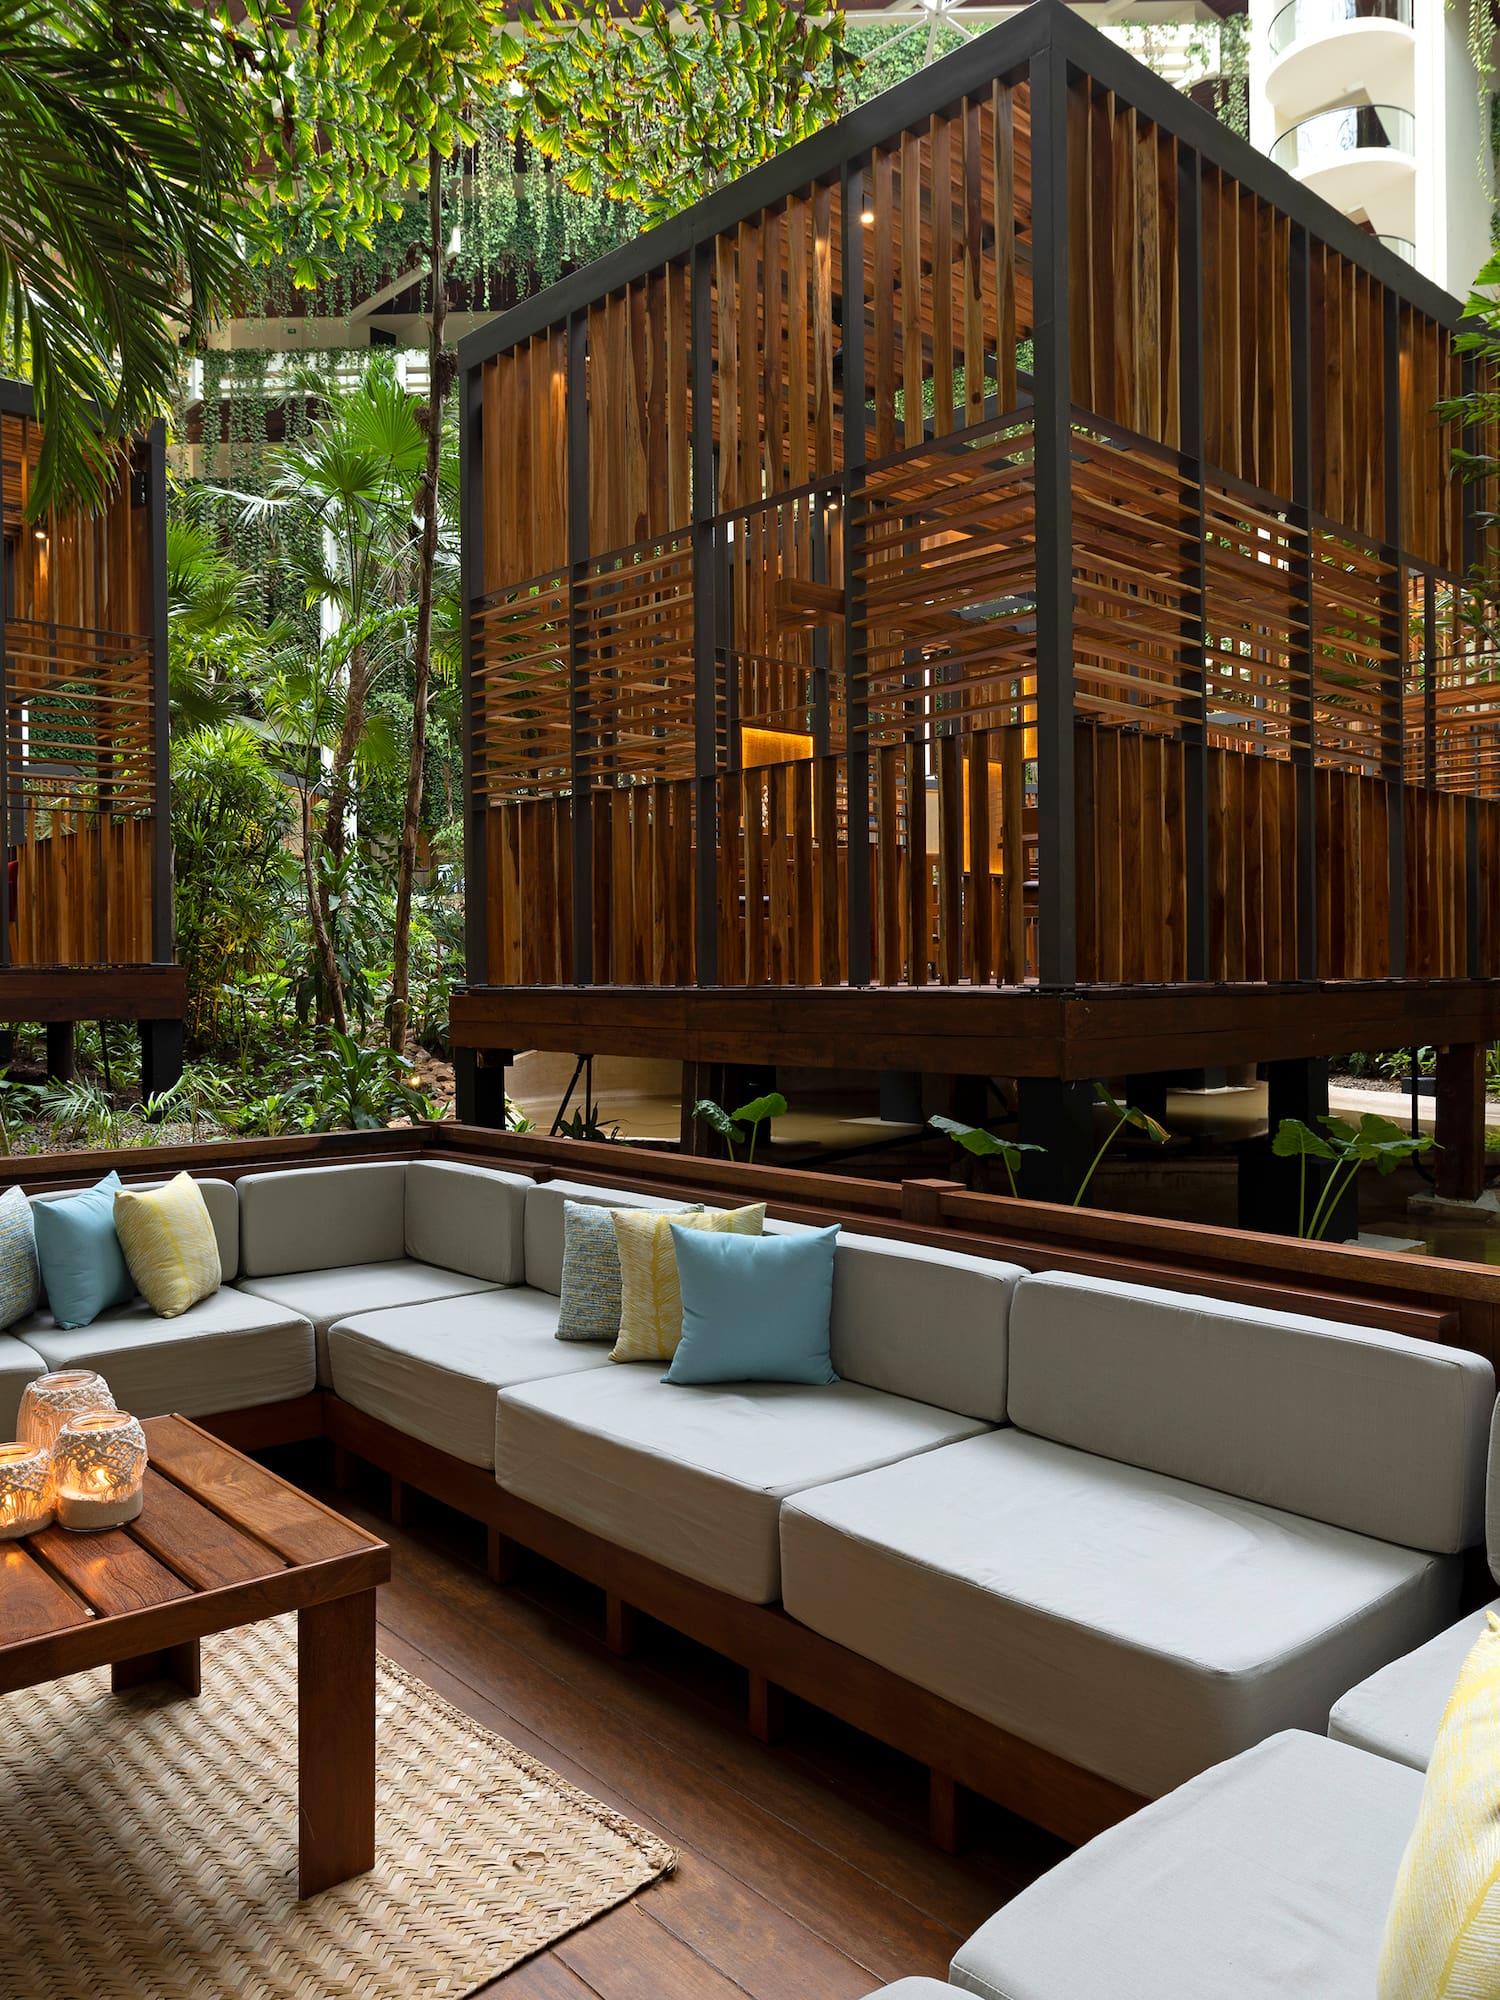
[
  {"x1": 874, "y1": 147, "x2": 897, "y2": 458},
  {"x1": 931, "y1": 114, "x2": 955, "y2": 438},
  {"x1": 901, "y1": 130, "x2": 925, "y2": 449},
  {"x1": 994, "y1": 83, "x2": 1018, "y2": 415},
  {"x1": 963, "y1": 100, "x2": 987, "y2": 431}
]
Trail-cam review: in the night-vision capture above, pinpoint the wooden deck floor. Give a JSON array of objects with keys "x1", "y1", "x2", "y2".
[{"x1": 286, "y1": 1453, "x2": 1066, "y2": 1998}]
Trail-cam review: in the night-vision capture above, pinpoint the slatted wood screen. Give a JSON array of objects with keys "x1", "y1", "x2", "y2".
[
  {"x1": 0, "y1": 403, "x2": 161, "y2": 968},
  {"x1": 467, "y1": 25, "x2": 1492, "y2": 1002}
]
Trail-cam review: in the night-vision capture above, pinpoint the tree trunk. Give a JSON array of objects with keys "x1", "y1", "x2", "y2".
[
  {"x1": 324, "y1": 638, "x2": 370, "y2": 873},
  {"x1": 301, "y1": 779, "x2": 347, "y2": 1035},
  {"x1": 388, "y1": 144, "x2": 445, "y2": 1054}
]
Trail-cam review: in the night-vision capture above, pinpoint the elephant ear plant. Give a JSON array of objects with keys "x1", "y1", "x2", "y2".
[
  {"x1": 692, "y1": 1092, "x2": 787, "y2": 1165},
  {"x1": 928, "y1": 1115, "x2": 1044, "y2": 1196},
  {"x1": 1272, "y1": 1112, "x2": 1435, "y2": 1240}
]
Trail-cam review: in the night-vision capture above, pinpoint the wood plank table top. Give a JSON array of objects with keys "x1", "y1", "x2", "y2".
[{"x1": 0, "y1": 1415, "x2": 390, "y2": 1695}]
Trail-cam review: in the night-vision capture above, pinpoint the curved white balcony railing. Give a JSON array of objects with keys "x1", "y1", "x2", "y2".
[
  {"x1": 1270, "y1": 103, "x2": 1415, "y2": 172},
  {"x1": 1268, "y1": 0, "x2": 1412, "y2": 60},
  {"x1": 1265, "y1": 0, "x2": 1415, "y2": 124}
]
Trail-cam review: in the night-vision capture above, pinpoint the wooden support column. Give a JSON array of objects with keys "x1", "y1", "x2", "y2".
[
  {"x1": 747, "y1": 1671, "x2": 785, "y2": 1745},
  {"x1": 1029, "y1": 45, "x2": 1076, "y2": 989},
  {"x1": 1017, "y1": 1077, "x2": 1095, "y2": 1204},
  {"x1": 1177, "y1": 147, "x2": 1209, "y2": 981},
  {"x1": 605, "y1": 1592, "x2": 638, "y2": 1657},
  {"x1": 139, "y1": 1018, "x2": 183, "y2": 1102},
  {"x1": 45, "y1": 1021, "x2": 74, "y2": 1084},
  {"x1": 1288, "y1": 226, "x2": 1318, "y2": 979},
  {"x1": 1435, "y1": 1043, "x2": 1487, "y2": 1203},
  {"x1": 452, "y1": 1047, "x2": 511, "y2": 1128},
  {"x1": 1382, "y1": 289, "x2": 1405, "y2": 976}
]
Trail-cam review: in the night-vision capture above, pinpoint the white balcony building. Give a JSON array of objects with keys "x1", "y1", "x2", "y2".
[{"x1": 1249, "y1": 0, "x2": 1491, "y2": 293}]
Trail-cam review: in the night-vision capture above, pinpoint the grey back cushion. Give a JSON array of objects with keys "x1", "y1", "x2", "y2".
[
  {"x1": 522, "y1": 1180, "x2": 698, "y2": 1297},
  {"x1": 1488, "y1": 1397, "x2": 1500, "y2": 1585},
  {"x1": 30, "y1": 1176, "x2": 240, "y2": 1283},
  {"x1": 830, "y1": 1233, "x2": 1022, "y2": 1421},
  {"x1": 238, "y1": 1161, "x2": 406, "y2": 1276},
  {"x1": 1008, "y1": 1270, "x2": 1495, "y2": 1554},
  {"x1": 404, "y1": 1159, "x2": 530, "y2": 1284}
]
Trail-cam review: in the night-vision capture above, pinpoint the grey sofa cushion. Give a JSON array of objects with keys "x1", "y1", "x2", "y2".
[
  {"x1": 949, "y1": 1732, "x2": 1422, "y2": 2000},
  {"x1": 496, "y1": 1367, "x2": 990, "y2": 1603},
  {"x1": 237, "y1": 1262, "x2": 500, "y2": 1384},
  {"x1": 0, "y1": 1332, "x2": 45, "y2": 1436},
  {"x1": 328, "y1": 1287, "x2": 610, "y2": 1469},
  {"x1": 830, "y1": 1234, "x2": 1021, "y2": 1421},
  {"x1": 861, "y1": 1985, "x2": 954, "y2": 1998},
  {"x1": 1488, "y1": 1394, "x2": 1500, "y2": 1583},
  {"x1": 1007, "y1": 1270, "x2": 1494, "y2": 1552},
  {"x1": 15, "y1": 1289, "x2": 315, "y2": 1419},
  {"x1": 1328, "y1": 1602, "x2": 1495, "y2": 1771},
  {"x1": 522, "y1": 1180, "x2": 698, "y2": 1297},
  {"x1": 30, "y1": 1175, "x2": 240, "y2": 1282},
  {"x1": 404, "y1": 1160, "x2": 530, "y2": 1285},
  {"x1": 780, "y1": 1429, "x2": 1458, "y2": 1799},
  {"x1": 238, "y1": 1161, "x2": 407, "y2": 1276}
]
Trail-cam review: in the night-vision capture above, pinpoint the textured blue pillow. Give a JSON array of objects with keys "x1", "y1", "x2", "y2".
[
  {"x1": 0, "y1": 1184, "x2": 40, "y2": 1328},
  {"x1": 663, "y1": 1224, "x2": 839, "y2": 1386},
  {"x1": 33, "y1": 1172, "x2": 134, "y2": 1329}
]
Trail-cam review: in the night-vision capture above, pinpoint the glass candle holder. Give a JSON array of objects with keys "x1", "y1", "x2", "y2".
[
  {"x1": 52, "y1": 1412, "x2": 147, "y2": 1531},
  {"x1": 18, "y1": 1370, "x2": 116, "y2": 1452},
  {"x1": 0, "y1": 1442, "x2": 53, "y2": 1539}
]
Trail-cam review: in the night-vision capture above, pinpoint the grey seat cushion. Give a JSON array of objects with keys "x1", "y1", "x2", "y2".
[
  {"x1": 0, "y1": 1332, "x2": 45, "y2": 1436},
  {"x1": 404, "y1": 1160, "x2": 530, "y2": 1285},
  {"x1": 328, "y1": 1287, "x2": 610, "y2": 1470},
  {"x1": 1329, "y1": 1602, "x2": 1495, "y2": 1770},
  {"x1": 949, "y1": 1732, "x2": 1422, "y2": 2000},
  {"x1": 237, "y1": 1262, "x2": 501, "y2": 1385},
  {"x1": 14, "y1": 1289, "x2": 315, "y2": 1419},
  {"x1": 1007, "y1": 1271, "x2": 1494, "y2": 1552},
  {"x1": 496, "y1": 1367, "x2": 991, "y2": 1603},
  {"x1": 780, "y1": 1429, "x2": 1458, "y2": 1799}
]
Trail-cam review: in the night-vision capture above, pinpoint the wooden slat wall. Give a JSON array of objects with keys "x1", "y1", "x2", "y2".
[
  {"x1": 11, "y1": 819, "x2": 152, "y2": 968},
  {"x1": 1309, "y1": 243, "x2": 1384, "y2": 545},
  {"x1": 1200, "y1": 169, "x2": 1292, "y2": 493}
]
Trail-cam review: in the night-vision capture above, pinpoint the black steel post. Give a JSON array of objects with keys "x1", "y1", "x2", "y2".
[
  {"x1": 691, "y1": 241, "x2": 721, "y2": 985},
  {"x1": 1030, "y1": 43, "x2": 1076, "y2": 988},
  {"x1": 567, "y1": 311, "x2": 593, "y2": 984},
  {"x1": 843, "y1": 158, "x2": 872, "y2": 986},
  {"x1": 1178, "y1": 144, "x2": 1209, "y2": 981},
  {"x1": 459, "y1": 360, "x2": 489, "y2": 988},
  {"x1": 1288, "y1": 225, "x2": 1317, "y2": 980},
  {"x1": 1383, "y1": 288, "x2": 1405, "y2": 975}
]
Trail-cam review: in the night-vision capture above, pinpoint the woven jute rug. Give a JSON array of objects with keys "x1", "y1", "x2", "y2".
[{"x1": 0, "y1": 1614, "x2": 676, "y2": 1999}]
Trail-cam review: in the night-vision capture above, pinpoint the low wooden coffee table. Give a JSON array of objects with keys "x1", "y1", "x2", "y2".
[{"x1": 0, "y1": 1414, "x2": 390, "y2": 1897}]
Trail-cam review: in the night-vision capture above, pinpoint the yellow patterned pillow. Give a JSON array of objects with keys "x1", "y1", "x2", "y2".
[
  {"x1": 113, "y1": 1173, "x2": 222, "y2": 1318},
  {"x1": 1378, "y1": 1610, "x2": 1500, "y2": 2000},
  {"x1": 609, "y1": 1205, "x2": 765, "y2": 1363}
]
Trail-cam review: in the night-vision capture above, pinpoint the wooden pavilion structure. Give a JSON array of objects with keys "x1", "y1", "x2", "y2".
[
  {"x1": 0, "y1": 381, "x2": 181, "y2": 1087},
  {"x1": 452, "y1": 0, "x2": 1499, "y2": 1204}
]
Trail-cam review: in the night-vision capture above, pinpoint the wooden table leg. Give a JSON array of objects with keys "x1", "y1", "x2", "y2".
[
  {"x1": 112, "y1": 1640, "x2": 200, "y2": 1696},
  {"x1": 298, "y1": 1588, "x2": 377, "y2": 1898}
]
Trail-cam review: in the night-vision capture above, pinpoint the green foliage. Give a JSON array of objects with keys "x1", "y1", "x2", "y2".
[
  {"x1": 555, "y1": 1105, "x2": 621, "y2": 1143},
  {"x1": 507, "y1": 1, "x2": 857, "y2": 219},
  {"x1": 1074, "y1": 1085, "x2": 1170, "y2": 1208},
  {"x1": 928, "y1": 1115, "x2": 1044, "y2": 1198},
  {"x1": 0, "y1": 0, "x2": 249, "y2": 513},
  {"x1": 291, "y1": 1030, "x2": 444, "y2": 1132},
  {"x1": 693, "y1": 1091, "x2": 787, "y2": 1165},
  {"x1": 1271, "y1": 1113, "x2": 1435, "y2": 1240}
]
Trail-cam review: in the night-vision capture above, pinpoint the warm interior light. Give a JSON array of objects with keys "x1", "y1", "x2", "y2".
[
  {"x1": 52, "y1": 1411, "x2": 147, "y2": 1532},
  {"x1": 18, "y1": 1369, "x2": 116, "y2": 1452},
  {"x1": 860, "y1": 209, "x2": 876, "y2": 226},
  {"x1": 0, "y1": 1442, "x2": 52, "y2": 1540}
]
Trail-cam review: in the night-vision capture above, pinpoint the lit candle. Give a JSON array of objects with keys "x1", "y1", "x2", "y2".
[
  {"x1": 52, "y1": 1412, "x2": 147, "y2": 1531},
  {"x1": 0, "y1": 1442, "x2": 53, "y2": 1539},
  {"x1": 18, "y1": 1370, "x2": 116, "y2": 1452}
]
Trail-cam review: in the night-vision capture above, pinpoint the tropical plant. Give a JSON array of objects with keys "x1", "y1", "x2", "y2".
[
  {"x1": 0, "y1": 0, "x2": 250, "y2": 512},
  {"x1": 928, "y1": 1115, "x2": 1044, "y2": 1197},
  {"x1": 555, "y1": 1105, "x2": 621, "y2": 1143},
  {"x1": 165, "y1": 519, "x2": 262, "y2": 733},
  {"x1": 692, "y1": 1091, "x2": 787, "y2": 1165},
  {"x1": 1073, "y1": 1085, "x2": 1171, "y2": 1208},
  {"x1": 507, "y1": 1, "x2": 857, "y2": 219},
  {"x1": 1272, "y1": 1113, "x2": 1435, "y2": 1240},
  {"x1": 291, "y1": 1030, "x2": 445, "y2": 1132}
]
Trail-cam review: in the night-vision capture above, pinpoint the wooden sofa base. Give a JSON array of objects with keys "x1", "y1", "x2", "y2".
[{"x1": 204, "y1": 1390, "x2": 1145, "y2": 1849}]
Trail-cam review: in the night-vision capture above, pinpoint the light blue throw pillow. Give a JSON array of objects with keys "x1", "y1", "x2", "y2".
[
  {"x1": 33, "y1": 1171, "x2": 134, "y2": 1330},
  {"x1": 0, "y1": 1184, "x2": 39, "y2": 1327},
  {"x1": 663, "y1": 1225, "x2": 840, "y2": 1386}
]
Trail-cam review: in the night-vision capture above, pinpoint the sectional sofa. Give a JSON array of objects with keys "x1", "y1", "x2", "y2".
[
  {"x1": 1, "y1": 1155, "x2": 1493, "y2": 1861},
  {"x1": 863, "y1": 1402, "x2": 1500, "y2": 2000}
]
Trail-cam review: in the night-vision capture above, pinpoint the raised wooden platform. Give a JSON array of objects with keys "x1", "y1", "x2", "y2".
[
  {"x1": 0, "y1": 963, "x2": 184, "y2": 1025},
  {"x1": 450, "y1": 978, "x2": 1500, "y2": 1080}
]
